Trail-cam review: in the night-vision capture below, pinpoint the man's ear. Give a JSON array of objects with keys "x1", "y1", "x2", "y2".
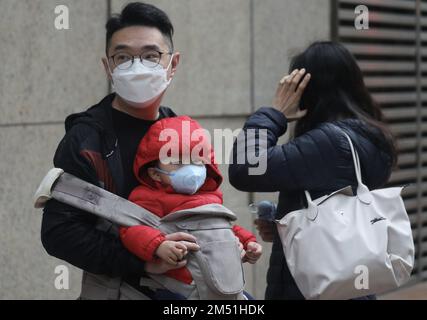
[
  {"x1": 147, "y1": 167, "x2": 162, "y2": 182},
  {"x1": 102, "y1": 57, "x2": 113, "y2": 82},
  {"x1": 169, "y1": 52, "x2": 180, "y2": 80}
]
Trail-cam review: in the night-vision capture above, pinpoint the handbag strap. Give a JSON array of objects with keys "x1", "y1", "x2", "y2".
[
  {"x1": 303, "y1": 124, "x2": 373, "y2": 217},
  {"x1": 337, "y1": 127, "x2": 363, "y2": 186}
]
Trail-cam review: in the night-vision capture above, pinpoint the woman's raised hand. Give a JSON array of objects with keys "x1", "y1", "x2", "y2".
[{"x1": 273, "y1": 68, "x2": 311, "y2": 121}]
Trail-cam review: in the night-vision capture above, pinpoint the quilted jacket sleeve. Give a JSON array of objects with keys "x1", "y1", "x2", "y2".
[{"x1": 229, "y1": 107, "x2": 345, "y2": 193}]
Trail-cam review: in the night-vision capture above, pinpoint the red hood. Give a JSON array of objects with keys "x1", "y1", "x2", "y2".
[{"x1": 133, "y1": 116, "x2": 223, "y2": 192}]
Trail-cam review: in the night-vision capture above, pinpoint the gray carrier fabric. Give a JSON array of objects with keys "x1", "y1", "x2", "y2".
[
  {"x1": 52, "y1": 173, "x2": 160, "y2": 228},
  {"x1": 43, "y1": 171, "x2": 245, "y2": 300},
  {"x1": 79, "y1": 273, "x2": 151, "y2": 300},
  {"x1": 156, "y1": 205, "x2": 245, "y2": 299}
]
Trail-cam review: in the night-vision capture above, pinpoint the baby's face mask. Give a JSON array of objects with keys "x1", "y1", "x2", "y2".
[{"x1": 155, "y1": 164, "x2": 207, "y2": 195}]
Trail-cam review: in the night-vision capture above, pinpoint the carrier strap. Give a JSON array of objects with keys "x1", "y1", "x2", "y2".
[{"x1": 51, "y1": 172, "x2": 161, "y2": 228}]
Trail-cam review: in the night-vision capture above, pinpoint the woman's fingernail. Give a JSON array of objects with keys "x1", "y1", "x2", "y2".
[{"x1": 300, "y1": 68, "x2": 306, "y2": 73}]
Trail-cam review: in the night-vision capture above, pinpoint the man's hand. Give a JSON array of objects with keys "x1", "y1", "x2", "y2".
[
  {"x1": 243, "y1": 242, "x2": 263, "y2": 264},
  {"x1": 144, "y1": 258, "x2": 187, "y2": 275},
  {"x1": 254, "y1": 219, "x2": 275, "y2": 243},
  {"x1": 155, "y1": 240, "x2": 188, "y2": 265}
]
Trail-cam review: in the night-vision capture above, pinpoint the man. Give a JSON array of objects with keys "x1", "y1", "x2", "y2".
[{"x1": 41, "y1": 2, "x2": 199, "y2": 300}]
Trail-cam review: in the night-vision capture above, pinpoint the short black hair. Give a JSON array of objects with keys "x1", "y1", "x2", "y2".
[{"x1": 106, "y1": 2, "x2": 174, "y2": 54}]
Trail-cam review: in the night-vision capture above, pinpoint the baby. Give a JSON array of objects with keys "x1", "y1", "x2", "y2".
[{"x1": 120, "y1": 116, "x2": 262, "y2": 285}]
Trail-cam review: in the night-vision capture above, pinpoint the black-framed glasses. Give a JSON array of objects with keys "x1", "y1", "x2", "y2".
[{"x1": 110, "y1": 49, "x2": 172, "y2": 70}]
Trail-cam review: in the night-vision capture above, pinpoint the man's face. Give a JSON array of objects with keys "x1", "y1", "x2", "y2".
[{"x1": 102, "y1": 25, "x2": 179, "y2": 81}]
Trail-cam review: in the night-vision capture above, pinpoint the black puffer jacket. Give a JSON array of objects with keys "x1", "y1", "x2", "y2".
[{"x1": 229, "y1": 107, "x2": 393, "y2": 300}]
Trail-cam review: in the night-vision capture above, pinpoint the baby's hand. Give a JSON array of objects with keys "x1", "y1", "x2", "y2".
[
  {"x1": 243, "y1": 242, "x2": 263, "y2": 264},
  {"x1": 155, "y1": 240, "x2": 188, "y2": 265}
]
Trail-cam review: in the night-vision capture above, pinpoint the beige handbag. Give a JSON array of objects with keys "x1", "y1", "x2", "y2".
[{"x1": 276, "y1": 127, "x2": 415, "y2": 300}]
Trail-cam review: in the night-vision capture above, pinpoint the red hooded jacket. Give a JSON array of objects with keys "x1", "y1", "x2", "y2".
[{"x1": 120, "y1": 116, "x2": 256, "y2": 284}]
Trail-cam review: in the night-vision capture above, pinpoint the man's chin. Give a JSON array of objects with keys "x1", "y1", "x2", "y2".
[{"x1": 120, "y1": 93, "x2": 165, "y2": 110}]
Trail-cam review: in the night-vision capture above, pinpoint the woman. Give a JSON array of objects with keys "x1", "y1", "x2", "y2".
[{"x1": 228, "y1": 41, "x2": 398, "y2": 300}]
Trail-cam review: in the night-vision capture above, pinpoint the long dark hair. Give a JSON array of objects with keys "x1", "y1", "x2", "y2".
[{"x1": 290, "y1": 41, "x2": 398, "y2": 168}]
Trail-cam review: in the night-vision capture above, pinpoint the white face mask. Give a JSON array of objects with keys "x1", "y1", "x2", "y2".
[
  {"x1": 156, "y1": 165, "x2": 207, "y2": 195},
  {"x1": 110, "y1": 54, "x2": 174, "y2": 108}
]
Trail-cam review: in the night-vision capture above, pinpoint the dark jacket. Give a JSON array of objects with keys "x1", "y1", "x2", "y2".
[
  {"x1": 228, "y1": 107, "x2": 393, "y2": 300},
  {"x1": 40, "y1": 94, "x2": 176, "y2": 280}
]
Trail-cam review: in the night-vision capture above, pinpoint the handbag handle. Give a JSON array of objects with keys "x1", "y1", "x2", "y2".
[{"x1": 303, "y1": 125, "x2": 373, "y2": 219}]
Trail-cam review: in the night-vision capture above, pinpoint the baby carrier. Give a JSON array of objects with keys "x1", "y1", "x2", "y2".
[{"x1": 34, "y1": 168, "x2": 246, "y2": 300}]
